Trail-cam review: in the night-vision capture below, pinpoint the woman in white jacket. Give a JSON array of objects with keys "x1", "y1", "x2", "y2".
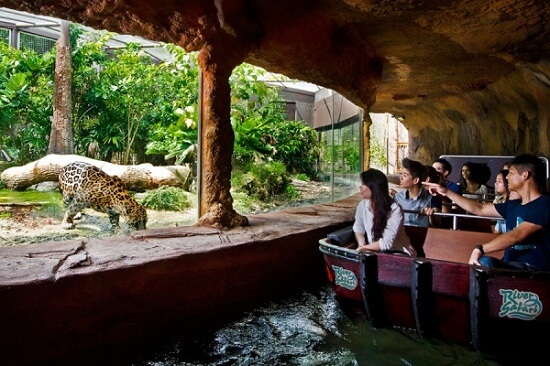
[{"x1": 353, "y1": 168, "x2": 417, "y2": 257}]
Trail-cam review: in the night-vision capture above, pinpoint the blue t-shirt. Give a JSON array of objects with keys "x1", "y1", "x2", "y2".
[
  {"x1": 446, "y1": 181, "x2": 462, "y2": 194},
  {"x1": 394, "y1": 188, "x2": 441, "y2": 227},
  {"x1": 494, "y1": 195, "x2": 550, "y2": 270}
]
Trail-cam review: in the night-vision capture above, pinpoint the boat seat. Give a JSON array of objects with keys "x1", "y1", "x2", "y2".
[
  {"x1": 326, "y1": 225, "x2": 428, "y2": 257},
  {"x1": 503, "y1": 261, "x2": 541, "y2": 271},
  {"x1": 326, "y1": 225, "x2": 354, "y2": 246}
]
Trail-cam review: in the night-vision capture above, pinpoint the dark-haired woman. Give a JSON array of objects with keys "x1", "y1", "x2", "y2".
[
  {"x1": 352, "y1": 169, "x2": 417, "y2": 256},
  {"x1": 492, "y1": 169, "x2": 520, "y2": 233},
  {"x1": 459, "y1": 162, "x2": 490, "y2": 201}
]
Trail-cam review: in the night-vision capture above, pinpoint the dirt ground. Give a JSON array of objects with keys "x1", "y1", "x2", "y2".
[
  {"x1": 0, "y1": 204, "x2": 198, "y2": 247},
  {"x1": 0, "y1": 178, "x2": 342, "y2": 247}
]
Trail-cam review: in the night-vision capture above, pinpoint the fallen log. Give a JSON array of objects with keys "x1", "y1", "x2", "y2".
[{"x1": 0, "y1": 154, "x2": 190, "y2": 192}]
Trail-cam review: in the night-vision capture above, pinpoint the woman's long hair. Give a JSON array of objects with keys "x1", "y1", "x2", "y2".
[
  {"x1": 496, "y1": 169, "x2": 510, "y2": 203},
  {"x1": 360, "y1": 169, "x2": 393, "y2": 241}
]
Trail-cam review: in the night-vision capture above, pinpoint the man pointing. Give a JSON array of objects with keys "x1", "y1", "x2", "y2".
[{"x1": 423, "y1": 154, "x2": 550, "y2": 270}]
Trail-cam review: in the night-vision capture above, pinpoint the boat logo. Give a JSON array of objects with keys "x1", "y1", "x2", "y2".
[
  {"x1": 499, "y1": 289, "x2": 543, "y2": 320},
  {"x1": 332, "y1": 265, "x2": 358, "y2": 290}
]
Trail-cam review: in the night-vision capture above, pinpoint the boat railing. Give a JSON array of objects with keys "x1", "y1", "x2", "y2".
[{"x1": 402, "y1": 209, "x2": 499, "y2": 231}]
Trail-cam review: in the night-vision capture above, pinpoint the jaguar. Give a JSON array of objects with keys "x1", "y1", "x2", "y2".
[{"x1": 58, "y1": 161, "x2": 147, "y2": 231}]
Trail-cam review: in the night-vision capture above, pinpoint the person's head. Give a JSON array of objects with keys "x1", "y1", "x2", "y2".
[
  {"x1": 400, "y1": 158, "x2": 427, "y2": 189},
  {"x1": 508, "y1": 154, "x2": 547, "y2": 193},
  {"x1": 460, "y1": 162, "x2": 490, "y2": 185},
  {"x1": 359, "y1": 169, "x2": 393, "y2": 241},
  {"x1": 494, "y1": 169, "x2": 510, "y2": 196},
  {"x1": 359, "y1": 169, "x2": 389, "y2": 201},
  {"x1": 432, "y1": 158, "x2": 452, "y2": 179},
  {"x1": 425, "y1": 165, "x2": 442, "y2": 185},
  {"x1": 461, "y1": 162, "x2": 474, "y2": 181}
]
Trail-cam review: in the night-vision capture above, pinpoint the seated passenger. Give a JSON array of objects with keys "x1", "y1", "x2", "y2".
[
  {"x1": 394, "y1": 158, "x2": 441, "y2": 227},
  {"x1": 425, "y1": 165, "x2": 443, "y2": 227},
  {"x1": 432, "y1": 158, "x2": 462, "y2": 194},
  {"x1": 492, "y1": 169, "x2": 520, "y2": 233},
  {"x1": 432, "y1": 157, "x2": 462, "y2": 213},
  {"x1": 458, "y1": 162, "x2": 490, "y2": 201},
  {"x1": 424, "y1": 154, "x2": 550, "y2": 270},
  {"x1": 353, "y1": 169, "x2": 417, "y2": 256}
]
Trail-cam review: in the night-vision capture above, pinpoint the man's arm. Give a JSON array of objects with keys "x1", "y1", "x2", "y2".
[
  {"x1": 422, "y1": 182, "x2": 501, "y2": 217},
  {"x1": 469, "y1": 221, "x2": 544, "y2": 265}
]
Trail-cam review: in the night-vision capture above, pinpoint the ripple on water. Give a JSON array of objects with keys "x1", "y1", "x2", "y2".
[{"x1": 132, "y1": 285, "x2": 502, "y2": 366}]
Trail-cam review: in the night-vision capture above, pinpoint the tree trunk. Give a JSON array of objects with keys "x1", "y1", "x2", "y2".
[
  {"x1": 195, "y1": 41, "x2": 248, "y2": 229},
  {"x1": 0, "y1": 154, "x2": 190, "y2": 191},
  {"x1": 363, "y1": 112, "x2": 372, "y2": 170},
  {"x1": 48, "y1": 20, "x2": 74, "y2": 155}
]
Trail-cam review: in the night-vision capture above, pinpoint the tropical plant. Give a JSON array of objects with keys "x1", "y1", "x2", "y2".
[
  {"x1": 370, "y1": 135, "x2": 388, "y2": 169},
  {"x1": 232, "y1": 161, "x2": 291, "y2": 200},
  {"x1": 1, "y1": 29, "x2": 323, "y2": 197},
  {"x1": 270, "y1": 120, "x2": 319, "y2": 178},
  {"x1": 140, "y1": 186, "x2": 191, "y2": 210},
  {"x1": 0, "y1": 41, "x2": 55, "y2": 163}
]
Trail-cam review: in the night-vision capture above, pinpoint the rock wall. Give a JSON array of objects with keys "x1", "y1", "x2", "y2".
[
  {"x1": 403, "y1": 62, "x2": 550, "y2": 163},
  {"x1": 3, "y1": 1, "x2": 547, "y2": 162}
]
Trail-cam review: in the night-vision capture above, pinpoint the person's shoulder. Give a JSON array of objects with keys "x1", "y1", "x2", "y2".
[
  {"x1": 394, "y1": 190, "x2": 407, "y2": 200},
  {"x1": 390, "y1": 201, "x2": 402, "y2": 212},
  {"x1": 447, "y1": 181, "x2": 462, "y2": 193},
  {"x1": 535, "y1": 194, "x2": 550, "y2": 205}
]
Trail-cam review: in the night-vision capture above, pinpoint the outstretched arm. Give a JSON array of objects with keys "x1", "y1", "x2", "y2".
[
  {"x1": 422, "y1": 182, "x2": 501, "y2": 218},
  {"x1": 469, "y1": 221, "x2": 543, "y2": 265}
]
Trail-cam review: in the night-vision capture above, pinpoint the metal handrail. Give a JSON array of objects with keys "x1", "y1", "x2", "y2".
[{"x1": 403, "y1": 209, "x2": 499, "y2": 231}]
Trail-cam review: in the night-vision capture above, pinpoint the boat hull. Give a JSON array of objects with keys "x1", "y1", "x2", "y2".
[{"x1": 319, "y1": 234, "x2": 550, "y2": 351}]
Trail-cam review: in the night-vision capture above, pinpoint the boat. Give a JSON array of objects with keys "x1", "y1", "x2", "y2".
[{"x1": 319, "y1": 215, "x2": 550, "y2": 355}]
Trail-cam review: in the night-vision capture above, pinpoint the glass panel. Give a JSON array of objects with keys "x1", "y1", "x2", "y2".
[
  {"x1": 317, "y1": 102, "x2": 363, "y2": 204},
  {"x1": 0, "y1": 28, "x2": 9, "y2": 44},
  {"x1": 19, "y1": 32, "x2": 56, "y2": 54}
]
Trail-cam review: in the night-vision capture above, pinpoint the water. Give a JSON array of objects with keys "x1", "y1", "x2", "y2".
[{"x1": 129, "y1": 285, "x2": 502, "y2": 366}]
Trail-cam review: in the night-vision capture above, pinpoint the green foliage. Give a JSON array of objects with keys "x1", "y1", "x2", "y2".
[
  {"x1": 284, "y1": 184, "x2": 300, "y2": 200},
  {"x1": 1, "y1": 29, "x2": 322, "y2": 196},
  {"x1": 232, "y1": 161, "x2": 290, "y2": 200},
  {"x1": 369, "y1": 135, "x2": 388, "y2": 169},
  {"x1": 0, "y1": 189, "x2": 62, "y2": 205},
  {"x1": 34, "y1": 201, "x2": 65, "y2": 218},
  {"x1": 71, "y1": 32, "x2": 199, "y2": 164},
  {"x1": 270, "y1": 120, "x2": 320, "y2": 178},
  {"x1": 140, "y1": 186, "x2": 191, "y2": 211},
  {"x1": 294, "y1": 173, "x2": 309, "y2": 181},
  {"x1": 229, "y1": 65, "x2": 320, "y2": 178},
  {"x1": 318, "y1": 124, "x2": 361, "y2": 175},
  {"x1": 0, "y1": 41, "x2": 54, "y2": 163}
]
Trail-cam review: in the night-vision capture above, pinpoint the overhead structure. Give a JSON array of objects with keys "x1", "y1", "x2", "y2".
[
  {"x1": 0, "y1": 0, "x2": 549, "y2": 228},
  {"x1": 0, "y1": 7, "x2": 170, "y2": 62}
]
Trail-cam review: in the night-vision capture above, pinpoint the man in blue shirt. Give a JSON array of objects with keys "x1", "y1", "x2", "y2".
[
  {"x1": 432, "y1": 158, "x2": 461, "y2": 213},
  {"x1": 424, "y1": 154, "x2": 550, "y2": 270},
  {"x1": 432, "y1": 158, "x2": 461, "y2": 193}
]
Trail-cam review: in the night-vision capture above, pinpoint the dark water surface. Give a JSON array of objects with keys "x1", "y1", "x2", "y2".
[{"x1": 129, "y1": 285, "x2": 503, "y2": 366}]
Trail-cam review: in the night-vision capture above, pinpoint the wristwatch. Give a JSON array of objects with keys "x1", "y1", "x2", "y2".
[{"x1": 475, "y1": 244, "x2": 485, "y2": 255}]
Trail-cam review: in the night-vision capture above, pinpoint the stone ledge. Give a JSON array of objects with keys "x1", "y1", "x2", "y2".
[{"x1": 0, "y1": 195, "x2": 359, "y2": 366}]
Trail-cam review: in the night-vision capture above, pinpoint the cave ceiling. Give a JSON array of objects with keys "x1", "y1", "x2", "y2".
[{"x1": 2, "y1": 0, "x2": 549, "y2": 115}]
